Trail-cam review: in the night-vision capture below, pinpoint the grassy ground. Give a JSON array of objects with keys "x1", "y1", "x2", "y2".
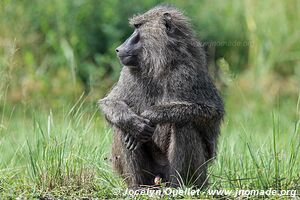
[
  {"x1": 0, "y1": 0, "x2": 300, "y2": 199},
  {"x1": 0, "y1": 81, "x2": 299, "y2": 199}
]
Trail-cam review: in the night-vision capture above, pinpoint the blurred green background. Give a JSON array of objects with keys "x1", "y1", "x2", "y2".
[
  {"x1": 0, "y1": 0, "x2": 300, "y2": 198},
  {"x1": 1, "y1": 0, "x2": 299, "y2": 108}
]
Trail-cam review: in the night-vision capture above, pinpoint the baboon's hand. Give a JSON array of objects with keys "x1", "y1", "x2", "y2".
[
  {"x1": 123, "y1": 133, "x2": 141, "y2": 151},
  {"x1": 130, "y1": 115, "x2": 155, "y2": 141},
  {"x1": 123, "y1": 116, "x2": 155, "y2": 151}
]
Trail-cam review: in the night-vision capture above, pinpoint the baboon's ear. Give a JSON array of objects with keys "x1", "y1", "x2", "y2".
[{"x1": 163, "y1": 13, "x2": 174, "y2": 33}]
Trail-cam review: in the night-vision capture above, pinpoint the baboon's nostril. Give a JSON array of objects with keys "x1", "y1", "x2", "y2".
[{"x1": 115, "y1": 48, "x2": 119, "y2": 53}]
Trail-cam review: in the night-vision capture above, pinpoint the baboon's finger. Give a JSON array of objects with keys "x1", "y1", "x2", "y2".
[
  {"x1": 142, "y1": 124, "x2": 155, "y2": 133},
  {"x1": 145, "y1": 129, "x2": 154, "y2": 136},
  {"x1": 138, "y1": 137, "x2": 148, "y2": 143},
  {"x1": 129, "y1": 140, "x2": 138, "y2": 151},
  {"x1": 143, "y1": 118, "x2": 155, "y2": 127},
  {"x1": 126, "y1": 137, "x2": 135, "y2": 150},
  {"x1": 124, "y1": 133, "x2": 130, "y2": 143},
  {"x1": 133, "y1": 142, "x2": 141, "y2": 151},
  {"x1": 139, "y1": 133, "x2": 152, "y2": 141}
]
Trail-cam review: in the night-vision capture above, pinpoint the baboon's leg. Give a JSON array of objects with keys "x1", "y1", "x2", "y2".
[
  {"x1": 167, "y1": 124, "x2": 208, "y2": 188},
  {"x1": 111, "y1": 130, "x2": 154, "y2": 187},
  {"x1": 111, "y1": 132, "x2": 124, "y2": 176}
]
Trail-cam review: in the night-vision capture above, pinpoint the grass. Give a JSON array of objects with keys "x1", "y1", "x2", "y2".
[
  {"x1": 1, "y1": 41, "x2": 300, "y2": 200},
  {"x1": 0, "y1": 83, "x2": 299, "y2": 199},
  {"x1": 0, "y1": 96, "x2": 123, "y2": 199},
  {"x1": 0, "y1": 0, "x2": 300, "y2": 198}
]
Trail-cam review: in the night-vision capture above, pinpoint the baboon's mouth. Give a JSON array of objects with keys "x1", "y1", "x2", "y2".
[
  {"x1": 118, "y1": 54, "x2": 138, "y2": 67},
  {"x1": 118, "y1": 54, "x2": 137, "y2": 58}
]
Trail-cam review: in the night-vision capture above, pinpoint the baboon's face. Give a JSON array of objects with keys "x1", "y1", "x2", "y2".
[
  {"x1": 115, "y1": 12, "x2": 170, "y2": 70},
  {"x1": 115, "y1": 28, "x2": 142, "y2": 68},
  {"x1": 116, "y1": 7, "x2": 190, "y2": 71}
]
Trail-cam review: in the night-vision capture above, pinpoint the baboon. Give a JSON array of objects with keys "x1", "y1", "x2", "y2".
[{"x1": 99, "y1": 5, "x2": 224, "y2": 188}]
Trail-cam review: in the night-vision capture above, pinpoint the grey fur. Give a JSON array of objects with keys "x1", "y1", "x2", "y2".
[{"x1": 98, "y1": 5, "x2": 224, "y2": 188}]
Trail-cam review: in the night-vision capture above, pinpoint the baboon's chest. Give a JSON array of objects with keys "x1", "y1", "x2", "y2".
[{"x1": 130, "y1": 82, "x2": 164, "y2": 114}]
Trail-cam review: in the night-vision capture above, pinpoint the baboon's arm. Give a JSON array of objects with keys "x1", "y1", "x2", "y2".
[
  {"x1": 98, "y1": 98, "x2": 135, "y2": 129},
  {"x1": 141, "y1": 66, "x2": 224, "y2": 125},
  {"x1": 141, "y1": 101, "x2": 224, "y2": 125},
  {"x1": 98, "y1": 98, "x2": 154, "y2": 144}
]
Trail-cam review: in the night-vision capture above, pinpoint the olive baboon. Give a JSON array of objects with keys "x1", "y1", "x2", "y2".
[{"x1": 99, "y1": 5, "x2": 224, "y2": 188}]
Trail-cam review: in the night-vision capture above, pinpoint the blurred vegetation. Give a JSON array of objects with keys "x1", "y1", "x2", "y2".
[
  {"x1": 1, "y1": 0, "x2": 300, "y2": 198},
  {"x1": 1, "y1": 0, "x2": 299, "y2": 110}
]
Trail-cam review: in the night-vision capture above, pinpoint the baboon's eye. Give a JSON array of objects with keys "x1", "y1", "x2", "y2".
[{"x1": 134, "y1": 23, "x2": 142, "y2": 29}]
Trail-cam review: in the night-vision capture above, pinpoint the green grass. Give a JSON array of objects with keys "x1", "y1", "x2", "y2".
[
  {"x1": 0, "y1": 87, "x2": 299, "y2": 199},
  {"x1": 0, "y1": 0, "x2": 300, "y2": 198},
  {"x1": 0, "y1": 96, "x2": 124, "y2": 199}
]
